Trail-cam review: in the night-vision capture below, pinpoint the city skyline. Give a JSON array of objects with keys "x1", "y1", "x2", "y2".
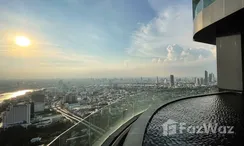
[
  {"x1": 0, "y1": 0, "x2": 216, "y2": 79},
  {"x1": 0, "y1": 0, "x2": 242, "y2": 145},
  {"x1": 0, "y1": 73, "x2": 217, "y2": 80}
]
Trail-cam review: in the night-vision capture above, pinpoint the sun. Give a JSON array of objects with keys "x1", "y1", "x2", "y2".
[{"x1": 15, "y1": 36, "x2": 31, "y2": 47}]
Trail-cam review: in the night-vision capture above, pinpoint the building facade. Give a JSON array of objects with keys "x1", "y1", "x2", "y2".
[
  {"x1": 170, "y1": 75, "x2": 174, "y2": 87},
  {"x1": 204, "y1": 70, "x2": 208, "y2": 85},
  {"x1": 209, "y1": 73, "x2": 213, "y2": 83},
  {"x1": 193, "y1": 0, "x2": 244, "y2": 91},
  {"x1": 63, "y1": 93, "x2": 78, "y2": 104},
  {"x1": 34, "y1": 102, "x2": 45, "y2": 112},
  {"x1": 31, "y1": 92, "x2": 45, "y2": 112},
  {"x1": 3, "y1": 103, "x2": 31, "y2": 128}
]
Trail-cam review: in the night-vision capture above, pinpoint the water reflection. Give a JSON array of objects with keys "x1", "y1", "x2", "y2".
[{"x1": 0, "y1": 89, "x2": 34, "y2": 103}]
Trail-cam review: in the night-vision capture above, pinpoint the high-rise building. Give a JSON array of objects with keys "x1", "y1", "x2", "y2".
[
  {"x1": 170, "y1": 75, "x2": 174, "y2": 87},
  {"x1": 209, "y1": 73, "x2": 213, "y2": 83},
  {"x1": 30, "y1": 102, "x2": 34, "y2": 118},
  {"x1": 3, "y1": 103, "x2": 31, "y2": 128},
  {"x1": 205, "y1": 70, "x2": 208, "y2": 85},
  {"x1": 212, "y1": 73, "x2": 215, "y2": 82},
  {"x1": 200, "y1": 78, "x2": 204, "y2": 85},
  {"x1": 197, "y1": 78, "x2": 200, "y2": 85},
  {"x1": 195, "y1": 78, "x2": 200, "y2": 86},
  {"x1": 31, "y1": 93, "x2": 45, "y2": 113},
  {"x1": 193, "y1": 0, "x2": 243, "y2": 91},
  {"x1": 63, "y1": 93, "x2": 78, "y2": 104},
  {"x1": 163, "y1": 79, "x2": 167, "y2": 84}
]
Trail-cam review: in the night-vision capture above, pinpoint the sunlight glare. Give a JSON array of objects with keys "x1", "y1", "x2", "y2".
[{"x1": 15, "y1": 36, "x2": 31, "y2": 47}]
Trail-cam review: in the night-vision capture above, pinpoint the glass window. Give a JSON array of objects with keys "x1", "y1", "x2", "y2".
[{"x1": 193, "y1": 0, "x2": 216, "y2": 19}]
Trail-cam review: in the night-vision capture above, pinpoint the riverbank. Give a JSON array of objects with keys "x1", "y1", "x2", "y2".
[{"x1": 0, "y1": 89, "x2": 37, "y2": 103}]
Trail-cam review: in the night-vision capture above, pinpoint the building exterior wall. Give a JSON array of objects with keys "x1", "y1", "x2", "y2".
[
  {"x1": 170, "y1": 75, "x2": 174, "y2": 87},
  {"x1": 3, "y1": 104, "x2": 31, "y2": 127},
  {"x1": 204, "y1": 70, "x2": 208, "y2": 85},
  {"x1": 34, "y1": 102, "x2": 45, "y2": 112},
  {"x1": 216, "y1": 34, "x2": 243, "y2": 91},
  {"x1": 193, "y1": 0, "x2": 244, "y2": 36},
  {"x1": 193, "y1": 0, "x2": 244, "y2": 91}
]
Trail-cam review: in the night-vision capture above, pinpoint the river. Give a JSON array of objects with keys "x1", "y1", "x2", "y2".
[{"x1": 0, "y1": 89, "x2": 36, "y2": 103}]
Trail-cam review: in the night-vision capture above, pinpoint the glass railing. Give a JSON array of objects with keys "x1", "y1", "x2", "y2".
[
  {"x1": 48, "y1": 92, "x2": 155, "y2": 146},
  {"x1": 203, "y1": 0, "x2": 216, "y2": 8},
  {"x1": 48, "y1": 87, "x2": 218, "y2": 146},
  {"x1": 194, "y1": 0, "x2": 203, "y2": 19},
  {"x1": 193, "y1": 0, "x2": 216, "y2": 19}
]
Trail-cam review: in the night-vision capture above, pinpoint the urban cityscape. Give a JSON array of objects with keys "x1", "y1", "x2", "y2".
[
  {"x1": 0, "y1": 70, "x2": 218, "y2": 145},
  {"x1": 2, "y1": 0, "x2": 244, "y2": 145}
]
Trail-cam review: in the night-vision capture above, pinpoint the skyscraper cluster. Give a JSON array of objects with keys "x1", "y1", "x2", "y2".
[{"x1": 195, "y1": 70, "x2": 215, "y2": 86}]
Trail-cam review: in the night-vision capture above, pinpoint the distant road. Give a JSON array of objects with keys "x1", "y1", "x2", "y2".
[{"x1": 52, "y1": 101, "x2": 105, "y2": 136}]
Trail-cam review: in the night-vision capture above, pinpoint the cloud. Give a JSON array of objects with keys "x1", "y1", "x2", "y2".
[
  {"x1": 152, "y1": 58, "x2": 162, "y2": 64},
  {"x1": 163, "y1": 44, "x2": 215, "y2": 63},
  {"x1": 0, "y1": 0, "x2": 217, "y2": 78},
  {"x1": 127, "y1": 1, "x2": 216, "y2": 64}
]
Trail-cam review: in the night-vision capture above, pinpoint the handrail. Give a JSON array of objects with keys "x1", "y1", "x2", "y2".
[{"x1": 48, "y1": 89, "x2": 221, "y2": 146}]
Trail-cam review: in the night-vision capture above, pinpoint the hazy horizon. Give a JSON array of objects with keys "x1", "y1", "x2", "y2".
[{"x1": 0, "y1": 74, "x2": 216, "y2": 81}]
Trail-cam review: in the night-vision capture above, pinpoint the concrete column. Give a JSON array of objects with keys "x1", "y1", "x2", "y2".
[{"x1": 216, "y1": 34, "x2": 243, "y2": 91}]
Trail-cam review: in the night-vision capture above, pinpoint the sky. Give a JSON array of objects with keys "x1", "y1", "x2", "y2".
[{"x1": 0, "y1": 0, "x2": 216, "y2": 79}]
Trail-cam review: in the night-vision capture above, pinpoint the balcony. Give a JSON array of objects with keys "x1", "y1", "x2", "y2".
[
  {"x1": 48, "y1": 91, "x2": 244, "y2": 146},
  {"x1": 124, "y1": 92, "x2": 244, "y2": 146},
  {"x1": 48, "y1": 91, "x2": 155, "y2": 146},
  {"x1": 193, "y1": 0, "x2": 244, "y2": 44}
]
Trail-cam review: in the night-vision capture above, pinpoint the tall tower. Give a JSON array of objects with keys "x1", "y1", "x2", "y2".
[
  {"x1": 195, "y1": 78, "x2": 200, "y2": 86},
  {"x1": 170, "y1": 75, "x2": 174, "y2": 87},
  {"x1": 212, "y1": 73, "x2": 215, "y2": 82},
  {"x1": 209, "y1": 73, "x2": 213, "y2": 83},
  {"x1": 200, "y1": 78, "x2": 204, "y2": 85},
  {"x1": 205, "y1": 70, "x2": 208, "y2": 85},
  {"x1": 156, "y1": 76, "x2": 159, "y2": 84},
  {"x1": 197, "y1": 78, "x2": 200, "y2": 86}
]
